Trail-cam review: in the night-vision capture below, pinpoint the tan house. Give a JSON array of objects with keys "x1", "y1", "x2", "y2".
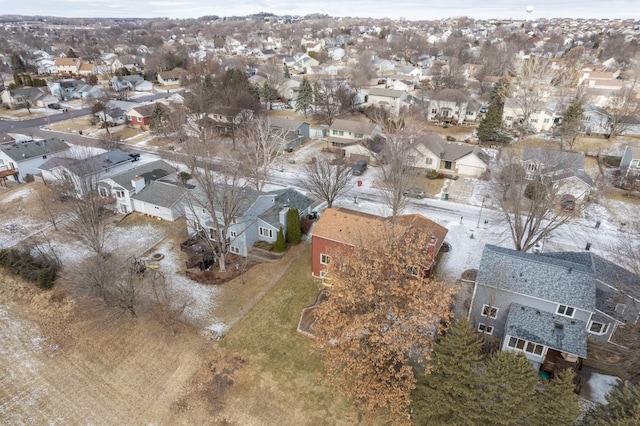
[
  {"x1": 366, "y1": 88, "x2": 407, "y2": 116},
  {"x1": 157, "y1": 68, "x2": 185, "y2": 86},
  {"x1": 328, "y1": 119, "x2": 381, "y2": 147},
  {"x1": 409, "y1": 132, "x2": 490, "y2": 177},
  {"x1": 78, "y1": 63, "x2": 97, "y2": 76},
  {"x1": 55, "y1": 57, "x2": 82, "y2": 75}
]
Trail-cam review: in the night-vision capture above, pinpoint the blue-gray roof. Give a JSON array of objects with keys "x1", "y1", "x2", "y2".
[
  {"x1": 1, "y1": 138, "x2": 69, "y2": 162},
  {"x1": 131, "y1": 179, "x2": 186, "y2": 209},
  {"x1": 477, "y1": 245, "x2": 596, "y2": 312},
  {"x1": 106, "y1": 159, "x2": 175, "y2": 191},
  {"x1": 506, "y1": 303, "x2": 587, "y2": 358},
  {"x1": 268, "y1": 188, "x2": 314, "y2": 211}
]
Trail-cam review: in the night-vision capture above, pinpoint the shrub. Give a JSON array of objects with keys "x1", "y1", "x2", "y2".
[
  {"x1": 273, "y1": 227, "x2": 286, "y2": 253},
  {"x1": 300, "y1": 217, "x2": 313, "y2": 235},
  {"x1": 286, "y1": 208, "x2": 302, "y2": 244},
  {"x1": 0, "y1": 248, "x2": 59, "y2": 289},
  {"x1": 24, "y1": 174, "x2": 35, "y2": 183},
  {"x1": 37, "y1": 267, "x2": 56, "y2": 289}
]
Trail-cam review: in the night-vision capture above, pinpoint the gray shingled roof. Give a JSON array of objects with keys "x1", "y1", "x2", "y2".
[
  {"x1": 477, "y1": 245, "x2": 596, "y2": 312},
  {"x1": 541, "y1": 251, "x2": 640, "y2": 323},
  {"x1": 506, "y1": 303, "x2": 588, "y2": 358},
  {"x1": 368, "y1": 87, "x2": 406, "y2": 98},
  {"x1": 269, "y1": 188, "x2": 314, "y2": 211},
  {"x1": 522, "y1": 147, "x2": 585, "y2": 174},
  {"x1": 550, "y1": 169, "x2": 595, "y2": 187},
  {"x1": 131, "y1": 179, "x2": 186, "y2": 208},
  {"x1": 188, "y1": 184, "x2": 264, "y2": 216},
  {"x1": 107, "y1": 159, "x2": 175, "y2": 191},
  {"x1": 416, "y1": 133, "x2": 487, "y2": 163},
  {"x1": 0, "y1": 138, "x2": 69, "y2": 162},
  {"x1": 39, "y1": 149, "x2": 133, "y2": 176},
  {"x1": 268, "y1": 116, "x2": 307, "y2": 132}
]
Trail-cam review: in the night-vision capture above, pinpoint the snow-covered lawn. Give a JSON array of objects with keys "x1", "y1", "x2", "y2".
[{"x1": 587, "y1": 373, "x2": 621, "y2": 404}]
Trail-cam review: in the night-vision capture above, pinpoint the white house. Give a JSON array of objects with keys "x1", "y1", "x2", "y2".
[
  {"x1": 0, "y1": 138, "x2": 71, "y2": 182},
  {"x1": 409, "y1": 132, "x2": 489, "y2": 177},
  {"x1": 367, "y1": 88, "x2": 407, "y2": 116}
]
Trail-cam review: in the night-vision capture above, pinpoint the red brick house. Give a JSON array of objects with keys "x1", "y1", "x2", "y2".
[
  {"x1": 125, "y1": 102, "x2": 169, "y2": 130},
  {"x1": 310, "y1": 208, "x2": 448, "y2": 278}
]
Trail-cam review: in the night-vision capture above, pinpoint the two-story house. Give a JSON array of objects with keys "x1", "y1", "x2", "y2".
[
  {"x1": 54, "y1": 57, "x2": 82, "y2": 75},
  {"x1": 185, "y1": 185, "x2": 314, "y2": 258},
  {"x1": 522, "y1": 147, "x2": 594, "y2": 204},
  {"x1": 328, "y1": 119, "x2": 381, "y2": 147},
  {"x1": 502, "y1": 99, "x2": 557, "y2": 134},
  {"x1": 97, "y1": 159, "x2": 185, "y2": 219},
  {"x1": 619, "y1": 145, "x2": 640, "y2": 187},
  {"x1": 468, "y1": 244, "x2": 640, "y2": 374},
  {"x1": 0, "y1": 138, "x2": 70, "y2": 182},
  {"x1": 426, "y1": 89, "x2": 478, "y2": 125},
  {"x1": 366, "y1": 88, "x2": 407, "y2": 116},
  {"x1": 311, "y1": 208, "x2": 448, "y2": 278},
  {"x1": 207, "y1": 106, "x2": 254, "y2": 135},
  {"x1": 409, "y1": 132, "x2": 490, "y2": 178}
]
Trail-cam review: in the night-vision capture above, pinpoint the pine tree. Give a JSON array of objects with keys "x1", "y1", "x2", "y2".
[
  {"x1": 13, "y1": 72, "x2": 23, "y2": 87},
  {"x1": 296, "y1": 77, "x2": 313, "y2": 117},
  {"x1": 412, "y1": 318, "x2": 484, "y2": 425},
  {"x1": 532, "y1": 369, "x2": 580, "y2": 426},
  {"x1": 286, "y1": 208, "x2": 301, "y2": 244},
  {"x1": 273, "y1": 227, "x2": 286, "y2": 253},
  {"x1": 583, "y1": 383, "x2": 640, "y2": 426},
  {"x1": 11, "y1": 53, "x2": 25, "y2": 73},
  {"x1": 477, "y1": 350, "x2": 539, "y2": 425},
  {"x1": 149, "y1": 104, "x2": 167, "y2": 134},
  {"x1": 23, "y1": 74, "x2": 33, "y2": 87},
  {"x1": 477, "y1": 76, "x2": 511, "y2": 144}
]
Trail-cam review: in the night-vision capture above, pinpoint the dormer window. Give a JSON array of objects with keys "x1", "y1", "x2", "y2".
[{"x1": 557, "y1": 304, "x2": 575, "y2": 318}]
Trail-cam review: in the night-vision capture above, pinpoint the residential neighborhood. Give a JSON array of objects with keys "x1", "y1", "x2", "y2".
[{"x1": 1, "y1": 9, "x2": 640, "y2": 426}]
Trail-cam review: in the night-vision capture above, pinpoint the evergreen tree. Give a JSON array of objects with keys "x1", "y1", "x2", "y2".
[
  {"x1": 283, "y1": 63, "x2": 291, "y2": 79},
  {"x1": 560, "y1": 101, "x2": 584, "y2": 151},
  {"x1": 286, "y1": 208, "x2": 301, "y2": 244},
  {"x1": 11, "y1": 53, "x2": 25, "y2": 73},
  {"x1": 477, "y1": 350, "x2": 539, "y2": 425},
  {"x1": 583, "y1": 383, "x2": 640, "y2": 426},
  {"x1": 273, "y1": 227, "x2": 286, "y2": 252},
  {"x1": 22, "y1": 74, "x2": 33, "y2": 87},
  {"x1": 149, "y1": 104, "x2": 167, "y2": 134},
  {"x1": 532, "y1": 369, "x2": 580, "y2": 426},
  {"x1": 412, "y1": 318, "x2": 484, "y2": 425},
  {"x1": 13, "y1": 71, "x2": 23, "y2": 87},
  {"x1": 295, "y1": 77, "x2": 313, "y2": 117},
  {"x1": 477, "y1": 76, "x2": 511, "y2": 144},
  {"x1": 66, "y1": 48, "x2": 78, "y2": 58}
]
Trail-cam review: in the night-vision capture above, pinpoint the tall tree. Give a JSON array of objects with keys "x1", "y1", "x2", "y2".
[
  {"x1": 583, "y1": 383, "x2": 640, "y2": 426},
  {"x1": 286, "y1": 208, "x2": 301, "y2": 244},
  {"x1": 299, "y1": 156, "x2": 354, "y2": 208},
  {"x1": 606, "y1": 84, "x2": 640, "y2": 139},
  {"x1": 559, "y1": 101, "x2": 584, "y2": 151},
  {"x1": 411, "y1": 318, "x2": 485, "y2": 425},
  {"x1": 477, "y1": 351, "x2": 539, "y2": 425},
  {"x1": 149, "y1": 103, "x2": 169, "y2": 135},
  {"x1": 313, "y1": 225, "x2": 454, "y2": 423},
  {"x1": 532, "y1": 369, "x2": 581, "y2": 426},
  {"x1": 509, "y1": 55, "x2": 555, "y2": 136},
  {"x1": 490, "y1": 151, "x2": 576, "y2": 252},
  {"x1": 237, "y1": 117, "x2": 282, "y2": 191},
  {"x1": 296, "y1": 77, "x2": 313, "y2": 117},
  {"x1": 477, "y1": 76, "x2": 511, "y2": 144},
  {"x1": 313, "y1": 79, "x2": 342, "y2": 126},
  {"x1": 10, "y1": 53, "x2": 25, "y2": 73},
  {"x1": 377, "y1": 126, "x2": 414, "y2": 216}
]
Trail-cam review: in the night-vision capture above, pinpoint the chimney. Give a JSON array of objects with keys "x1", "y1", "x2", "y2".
[
  {"x1": 131, "y1": 175, "x2": 145, "y2": 194},
  {"x1": 426, "y1": 235, "x2": 437, "y2": 261}
]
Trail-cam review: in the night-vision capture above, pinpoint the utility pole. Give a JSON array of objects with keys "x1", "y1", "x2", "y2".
[{"x1": 477, "y1": 196, "x2": 486, "y2": 228}]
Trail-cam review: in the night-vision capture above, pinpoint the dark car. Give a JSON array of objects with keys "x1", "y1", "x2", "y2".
[
  {"x1": 403, "y1": 188, "x2": 427, "y2": 199},
  {"x1": 352, "y1": 160, "x2": 367, "y2": 176},
  {"x1": 47, "y1": 103, "x2": 61, "y2": 109},
  {"x1": 129, "y1": 153, "x2": 141, "y2": 161}
]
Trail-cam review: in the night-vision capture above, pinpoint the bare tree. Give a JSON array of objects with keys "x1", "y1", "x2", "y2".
[
  {"x1": 508, "y1": 55, "x2": 555, "y2": 136},
  {"x1": 183, "y1": 141, "x2": 250, "y2": 273},
  {"x1": 238, "y1": 117, "x2": 283, "y2": 191},
  {"x1": 606, "y1": 84, "x2": 639, "y2": 139},
  {"x1": 377, "y1": 125, "x2": 416, "y2": 216},
  {"x1": 149, "y1": 268, "x2": 194, "y2": 334},
  {"x1": 313, "y1": 79, "x2": 343, "y2": 126},
  {"x1": 431, "y1": 57, "x2": 467, "y2": 90},
  {"x1": 490, "y1": 150, "x2": 577, "y2": 252},
  {"x1": 299, "y1": 156, "x2": 354, "y2": 208}
]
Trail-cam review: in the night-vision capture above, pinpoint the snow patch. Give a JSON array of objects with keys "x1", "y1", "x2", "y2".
[{"x1": 587, "y1": 373, "x2": 621, "y2": 404}]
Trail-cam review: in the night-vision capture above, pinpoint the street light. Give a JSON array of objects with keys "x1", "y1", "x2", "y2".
[{"x1": 477, "y1": 195, "x2": 487, "y2": 228}]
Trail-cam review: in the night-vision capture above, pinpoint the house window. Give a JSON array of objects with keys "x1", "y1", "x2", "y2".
[
  {"x1": 230, "y1": 230, "x2": 237, "y2": 238},
  {"x1": 467, "y1": 110, "x2": 473, "y2": 115},
  {"x1": 426, "y1": 158, "x2": 433, "y2": 165},
  {"x1": 631, "y1": 160, "x2": 640, "y2": 168},
  {"x1": 406, "y1": 266, "x2": 420, "y2": 277},
  {"x1": 194, "y1": 222, "x2": 202, "y2": 231},
  {"x1": 231, "y1": 217, "x2": 237, "y2": 225},
  {"x1": 505, "y1": 116, "x2": 513, "y2": 121},
  {"x1": 230, "y1": 246, "x2": 239, "y2": 254},
  {"x1": 98, "y1": 187, "x2": 108, "y2": 197},
  {"x1": 508, "y1": 337, "x2": 543, "y2": 355},
  {"x1": 589, "y1": 321, "x2": 609, "y2": 335},
  {"x1": 543, "y1": 118, "x2": 550, "y2": 123},
  {"x1": 115, "y1": 190, "x2": 125, "y2": 198},
  {"x1": 320, "y1": 254, "x2": 331, "y2": 265},
  {"x1": 531, "y1": 118, "x2": 538, "y2": 123},
  {"x1": 137, "y1": 116, "x2": 142, "y2": 122},
  {"x1": 478, "y1": 323, "x2": 493, "y2": 335},
  {"x1": 338, "y1": 130, "x2": 344, "y2": 136},
  {"x1": 557, "y1": 304, "x2": 575, "y2": 318},
  {"x1": 431, "y1": 109, "x2": 437, "y2": 114},
  {"x1": 259, "y1": 227, "x2": 273, "y2": 238},
  {"x1": 526, "y1": 163, "x2": 538, "y2": 172},
  {"x1": 319, "y1": 270, "x2": 327, "y2": 278},
  {"x1": 43, "y1": 155, "x2": 47, "y2": 159},
  {"x1": 355, "y1": 133, "x2": 364, "y2": 138},
  {"x1": 209, "y1": 228, "x2": 217, "y2": 240},
  {"x1": 482, "y1": 304, "x2": 498, "y2": 319}
]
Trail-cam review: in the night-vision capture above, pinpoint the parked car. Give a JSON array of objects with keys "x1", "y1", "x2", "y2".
[
  {"x1": 47, "y1": 103, "x2": 61, "y2": 109},
  {"x1": 352, "y1": 160, "x2": 367, "y2": 176},
  {"x1": 403, "y1": 188, "x2": 426, "y2": 199}
]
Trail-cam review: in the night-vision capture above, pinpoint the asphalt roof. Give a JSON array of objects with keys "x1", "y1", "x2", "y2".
[
  {"x1": 40, "y1": 149, "x2": 133, "y2": 176},
  {"x1": 477, "y1": 245, "x2": 596, "y2": 312},
  {"x1": 132, "y1": 179, "x2": 186, "y2": 209},
  {"x1": 106, "y1": 159, "x2": 176, "y2": 191},
  {"x1": 258, "y1": 188, "x2": 315, "y2": 228},
  {"x1": 505, "y1": 303, "x2": 588, "y2": 358},
  {"x1": 0, "y1": 138, "x2": 69, "y2": 162}
]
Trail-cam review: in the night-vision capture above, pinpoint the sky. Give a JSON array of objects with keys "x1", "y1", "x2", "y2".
[{"x1": 3, "y1": 0, "x2": 640, "y2": 21}]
